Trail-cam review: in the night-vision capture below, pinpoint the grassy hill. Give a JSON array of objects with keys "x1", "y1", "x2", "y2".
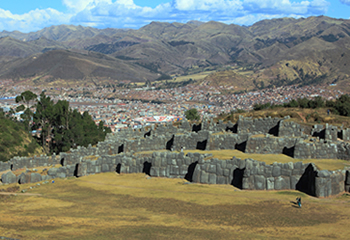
[
  {"x1": 0, "y1": 113, "x2": 43, "y2": 162},
  {"x1": 0, "y1": 49, "x2": 161, "y2": 85}
]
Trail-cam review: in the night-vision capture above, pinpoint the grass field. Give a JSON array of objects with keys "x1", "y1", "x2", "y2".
[{"x1": 1, "y1": 173, "x2": 350, "y2": 239}]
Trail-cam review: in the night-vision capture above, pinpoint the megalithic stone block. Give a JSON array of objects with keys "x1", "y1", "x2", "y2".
[{"x1": 1, "y1": 171, "x2": 17, "y2": 184}]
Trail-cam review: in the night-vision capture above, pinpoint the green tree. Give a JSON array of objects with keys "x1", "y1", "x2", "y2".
[
  {"x1": 185, "y1": 108, "x2": 200, "y2": 121},
  {"x1": 297, "y1": 98, "x2": 309, "y2": 108},
  {"x1": 33, "y1": 91, "x2": 55, "y2": 154},
  {"x1": 15, "y1": 90, "x2": 37, "y2": 131},
  {"x1": 308, "y1": 96, "x2": 325, "y2": 109}
]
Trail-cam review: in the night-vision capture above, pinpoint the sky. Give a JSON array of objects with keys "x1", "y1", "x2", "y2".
[{"x1": 0, "y1": 0, "x2": 349, "y2": 33}]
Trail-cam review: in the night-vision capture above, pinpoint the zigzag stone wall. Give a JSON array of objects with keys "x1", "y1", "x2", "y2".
[
  {"x1": 2, "y1": 152, "x2": 348, "y2": 198},
  {"x1": 3, "y1": 116, "x2": 350, "y2": 198}
]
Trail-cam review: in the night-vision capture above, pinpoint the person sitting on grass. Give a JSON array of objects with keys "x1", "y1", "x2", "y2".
[{"x1": 296, "y1": 197, "x2": 302, "y2": 208}]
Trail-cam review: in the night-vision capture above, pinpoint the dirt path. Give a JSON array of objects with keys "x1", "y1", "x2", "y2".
[
  {"x1": 296, "y1": 112, "x2": 307, "y2": 123},
  {"x1": 0, "y1": 192, "x2": 42, "y2": 196}
]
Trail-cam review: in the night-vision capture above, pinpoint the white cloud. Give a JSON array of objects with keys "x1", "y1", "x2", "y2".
[
  {"x1": 62, "y1": 0, "x2": 113, "y2": 13},
  {"x1": 0, "y1": 8, "x2": 69, "y2": 32},
  {"x1": 0, "y1": 0, "x2": 332, "y2": 32},
  {"x1": 340, "y1": 0, "x2": 350, "y2": 6},
  {"x1": 242, "y1": 0, "x2": 329, "y2": 15}
]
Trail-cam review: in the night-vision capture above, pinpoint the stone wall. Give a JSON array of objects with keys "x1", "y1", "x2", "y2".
[
  {"x1": 236, "y1": 116, "x2": 281, "y2": 135},
  {"x1": 3, "y1": 116, "x2": 350, "y2": 199},
  {"x1": 0, "y1": 155, "x2": 59, "y2": 172},
  {"x1": 294, "y1": 141, "x2": 338, "y2": 159},
  {"x1": 341, "y1": 128, "x2": 350, "y2": 141},
  {"x1": 1, "y1": 152, "x2": 349, "y2": 198},
  {"x1": 278, "y1": 119, "x2": 304, "y2": 137},
  {"x1": 245, "y1": 135, "x2": 299, "y2": 155},
  {"x1": 207, "y1": 133, "x2": 250, "y2": 150},
  {"x1": 337, "y1": 143, "x2": 350, "y2": 160}
]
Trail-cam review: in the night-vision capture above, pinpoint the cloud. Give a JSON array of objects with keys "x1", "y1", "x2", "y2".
[
  {"x1": 0, "y1": 8, "x2": 69, "y2": 32},
  {"x1": 0, "y1": 0, "x2": 331, "y2": 32},
  {"x1": 242, "y1": 0, "x2": 329, "y2": 15},
  {"x1": 62, "y1": 0, "x2": 113, "y2": 13},
  {"x1": 340, "y1": 0, "x2": 350, "y2": 6}
]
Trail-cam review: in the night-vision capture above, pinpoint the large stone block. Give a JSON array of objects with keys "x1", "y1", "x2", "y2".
[
  {"x1": 254, "y1": 175, "x2": 266, "y2": 190},
  {"x1": 42, "y1": 175, "x2": 52, "y2": 181},
  {"x1": 272, "y1": 165, "x2": 281, "y2": 177},
  {"x1": 216, "y1": 164, "x2": 223, "y2": 176},
  {"x1": 217, "y1": 175, "x2": 226, "y2": 185},
  {"x1": 209, "y1": 174, "x2": 217, "y2": 184},
  {"x1": 153, "y1": 157, "x2": 161, "y2": 167},
  {"x1": 192, "y1": 167, "x2": 201, "y2": 183},
  {"x1": 30, "y1": 173, "x2": 42, "y2": 183},
  {"x1": 315, "y1": 177, "x2": 332, "y2": 198},
  {"x1": 159, "y1": 167, "x2": 167, "y2": 177},
  {"x1": 1, "y1": 171, "x2": 17, "y2": 184},
  {"x1": 281, "y1": 169, "x2": 292, "y2": 176},
  {"x1": 242, "y1": 176, "x2": 254, "y2": 190},
  {"x1": 266, "y1": 177, "x2": 274, "y2": 190},
  {"x1": 318, "y1": 170, "x2": 330, "y2": 178},
  {"x1": 170, "y1": 165, "x2": 179, "y2": 176},
  {"x1": 200, "y1": 171, "x2": 209, "y2": 184},
  {"x1": 207, "y1": 164, "x2": 217, "y2": 174},
  {"x1": 290, "y1": 175, "x2": 300, "y2": 189},
  {"x1": 223, "y1": 168, "x2": 230, "y2": 177},
  {"x1": 275, "y1": 176, "x2": 290, "y2": 190},
  {"x1": 48, "y1": 168, "x2": 58, "y2": 176},
  {"x1": 180, "y1": 165, "x2": 188, "y2": 176},
  {"x1": 17, "y1": 172, "x2": 28, "y2": 184},
  {"x1": 150, "y1": 168, "x2": 159, "y2": 177},
  {"x1": 101, "y1": 164, "x2": 110, "y2": 172}
]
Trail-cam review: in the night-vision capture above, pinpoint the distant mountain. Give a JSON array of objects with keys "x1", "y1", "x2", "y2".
[
  {"x1": 0, "y1": 16, "x2": 350, "y2": 89},
  {"x1": 0, "y1": 50, "x2": 160, "y2": 85}
]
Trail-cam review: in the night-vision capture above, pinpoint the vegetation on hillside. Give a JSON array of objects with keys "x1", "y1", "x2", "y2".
[
  {"x1": 31, "y1": 91, "x2": 111, "y2": 154},
  {"x1": 252, "y1": 94, "x2": 350, "y2": 117},
  {"x1": 0, "y1": 91, "x2": 111, "y2": 161},
  {"x1": 0, "y1": 109, "x2": 41, "y2": 162}
]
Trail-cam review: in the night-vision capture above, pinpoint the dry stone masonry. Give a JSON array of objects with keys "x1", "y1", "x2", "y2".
[{"x1": 2, "y1": 116, "x2": 350, "y2": 198}]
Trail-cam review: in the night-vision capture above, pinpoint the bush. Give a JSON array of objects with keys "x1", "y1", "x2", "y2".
[{"x1": 185, "y1": 108, "x2": 200, "y2": 121}]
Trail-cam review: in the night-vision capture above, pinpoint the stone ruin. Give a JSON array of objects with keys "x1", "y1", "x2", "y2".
[{"x1": 2, "y1": 116, "x2": 350, "y2": 198}]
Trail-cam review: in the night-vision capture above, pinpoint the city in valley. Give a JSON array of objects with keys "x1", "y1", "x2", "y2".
[{"x1": 0, "y1": 80, "x2": 343, "y2": 132}]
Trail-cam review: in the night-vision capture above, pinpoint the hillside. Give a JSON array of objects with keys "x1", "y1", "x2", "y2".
[
  {"x1": 0, "y1": 49, "x2": 160, "y2": 85},
  {"x1": 0, "y1": 16, "x2": 350, "y2": 88},
  {"x1": 0, "y1": 112, "x2": 43, "y2": 162}
]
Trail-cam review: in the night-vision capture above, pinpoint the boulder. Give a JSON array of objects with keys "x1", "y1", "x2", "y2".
[
  {"x1": 1, "y1": 171, "x2": 17, "y2": 184},
  {"x1": 254, "y1": 175, "x2": 266, "y2": 190},
  {"x1": 30, "y1": 173, "x2": 42, "y2": 183}
]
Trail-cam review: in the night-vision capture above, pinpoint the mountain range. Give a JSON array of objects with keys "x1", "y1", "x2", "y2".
[{"x1": 0, "y1": 15, "x2": 350, "y2": 91}]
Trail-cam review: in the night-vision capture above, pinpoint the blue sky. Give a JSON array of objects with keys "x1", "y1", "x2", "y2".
[{"x1": 0, "y1": 0, "x2": 349, "y2": 32}]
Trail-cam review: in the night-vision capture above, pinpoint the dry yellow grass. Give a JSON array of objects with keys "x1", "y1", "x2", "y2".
[{"x1": 1, "y1": 173, "x2": 350, "y2": 239}]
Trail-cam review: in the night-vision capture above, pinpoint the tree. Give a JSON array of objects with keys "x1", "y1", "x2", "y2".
[
  {"x1": 308, "y1": 96, "x2": 324, "y2": 109},
  {"x1": 15, "y1": 91, "x2": 37, "y2": 110},
  {"x1": 185, "y1": 108, "x2": 200, "y2": 121},
  {"x1": 297, "y1": 98, "x2": 309, "y2": 108},
  {"x1": 15, "y1": 90, "x2": 37, "y2": 132},
  {"x1": 28, "y1": 91, "x2": 111, "y2": 154},
  {"x1": 33, "y1": 91, "x2": 55, "y2": 154}
]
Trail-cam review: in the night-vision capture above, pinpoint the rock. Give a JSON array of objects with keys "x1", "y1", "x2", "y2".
[
  {"x1": 272, "y1": 165, "x2": 281, "y2": 177},
  {"x1": 30, "y1": 173, "x2": 42, "y2": 183},
  {"x1": 1, "y1": 171, "x2": 17, "y2": 184},
  {"x1": 266, "y1": 177, "x2": 274, "y2": 190},
  {"x1": 254, "y1": 175, "x2": 266, "y2": 190}
]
